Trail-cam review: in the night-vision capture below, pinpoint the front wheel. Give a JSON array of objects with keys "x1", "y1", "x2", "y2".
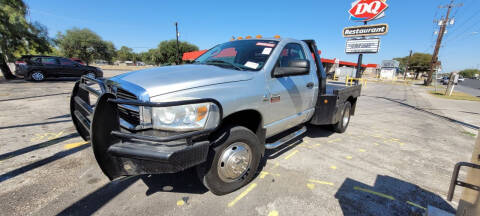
[
  {"x1": 332, "y1": 101, "x2": 351, "y2": 133},
  {"x1": 196, "y1": 126, "x2": 262, "y2": 195}
]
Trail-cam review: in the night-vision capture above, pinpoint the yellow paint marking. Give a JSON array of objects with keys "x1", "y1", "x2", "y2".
[
  {"x1": 406, "y1": 201, "x2": 426, "y2": 210},
  {"x1": 298, "y1": 144, "x2": 306, "y2": 147},
  {"x1": 308, "y1": 179, "x2": 334, "y2": 186},
  {"x1": 327, "y1": 138, "x2": 341, "y2": 143},
  {"x1": 284, "y1": 150, "x2": 299, "y2": 160},
  {"x1": 176, "y1": 200, "x2": 185, "y2": 206},
  {"x1": 353, "y1": 186, "x2": 395, "y2": 200},
  {"x1": 399, "y1": 142, "x2": 405, "y2": 146},
  {"x1": 315, "y1": 143, "x2": 321, "y2": 146},
  {"x1": 64, "y1": 141, "x2": 89, "y2": 150},
  {"x1": 330, "y1": 165, "x2": 337, "y2": 170},
  {"x1": 272, "y1": 162, "x2": 280, "y2": 170},
  {"x1": 228, "y1": 183, "x2": 257, "y2": 207},
  {"x1": 306, "y1": 183, "x2": 315, "y2": 190},
  {"x1": 346, "y1": 156, "x2": 352, "y2": 160},
  {"x1": 268, "y1": 210, "x2": 279, "y2": 216},
  {"x1": 374, "y1": 143, "x2": 379, "y2": 146},
  {"x1": 259, "y1": 171, "x2": 269, "y2": 179},
  {"x1": 303, "y1": 140, "x2": 309, "y2": 144},
  {"x1": 390, "y1": 138, "x2": 399, "y2": 141},
  {"x1": 358, "y1": 149, "x2": 366, "y2": 152}
]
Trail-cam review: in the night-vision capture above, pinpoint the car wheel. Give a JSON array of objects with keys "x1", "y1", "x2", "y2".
[
  {"x1": 196, "y1": 126, "x2": 262, "y2": 195},
  {"x1": 332, "y1": 101, "x2": 351, "y2": 133},
  {"x1": 85, "y1": 72, "x2": 96, "y2": 79},
  {"x1": 30, "y1": 71, "x2": 46, "y2": 81}
]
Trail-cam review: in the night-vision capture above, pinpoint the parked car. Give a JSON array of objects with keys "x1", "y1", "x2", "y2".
[
  {"x1": 458, "y1": 76, "x2": 465, "y2": 82},
  {"x1": 15, "y1": 55, "x2": 103, "y2": 81},
  {"x1": 441, "y1": 77, "x2": 449, "y2": 85},
  {"x1": 70, "y1": 58, "x2": 86, "y2": 65},
  {"x1": 70, "y1": 38, "x2": 361, "y2": 195}
]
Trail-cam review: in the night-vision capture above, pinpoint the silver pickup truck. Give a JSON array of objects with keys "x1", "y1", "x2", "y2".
[{"x1": 70, "y1": 38, "x2": 361, "y2": 195}]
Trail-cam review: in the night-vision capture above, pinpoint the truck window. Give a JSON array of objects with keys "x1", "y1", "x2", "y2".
[
  {"x1": 194, "y1": 40, "x2": 278, "y2": 71},
  {"x1": 278, "y1": 43, "x2": 307, "y2": 67}
]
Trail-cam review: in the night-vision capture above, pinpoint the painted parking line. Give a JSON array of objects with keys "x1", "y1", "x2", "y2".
[
  {"x1": 284, "y1": 150, "x2": 299, "y2": 160},
  {"x1": 353, "y1": 186, "x2": 395, "y2": 200},
  {"x1": 308, "y1": 179, "x2": 334, "y2": 186},
  {"x1": 268, "y1": 210, "x2": 279, "y2": 216},
  {"x1": 358, "y1": 149, "x2": 366, "y2": 152},
  {"x1": 345, "y1": 156, "x2": 353, "y2": 160},
  {"x1": 406, "y1": 201, "x2": 426, "y2": 210},
  {"x1": 177, "y1": 200, "x2": 185, "y2": 206},
  {"x1": 228, "y1": 183, "x2": 257, "y2": 207},
  {"x1": 64, "y1": 141, "x2": 89, "y2": 150},
  {"x1": 330, "y1": 165, "x2": 337, "y2": 170}
]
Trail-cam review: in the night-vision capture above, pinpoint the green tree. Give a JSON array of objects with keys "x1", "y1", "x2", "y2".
[
  {"x1": 154, "y1": 40, "x2": 198, "y2": 65},
  {"x1": 394, "y1": 53, "x2": 433, "y2": 79},
  {"x1": 56, "y1": 28, "x2": 115, "y2": 65},
  {"x1": 459, "y1": 69, "x2": 479, "y2": 78},
  {"x1": 0, "y1": 0, "x2": 52, "y2": 79},
  {"x1": 117, "y1": 46, "x2": 133, "y2": 62}
]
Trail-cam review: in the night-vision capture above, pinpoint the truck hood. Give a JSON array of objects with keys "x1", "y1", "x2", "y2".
[{"x1": 110, "y1": 64, "x2": 254, "y2": 97}]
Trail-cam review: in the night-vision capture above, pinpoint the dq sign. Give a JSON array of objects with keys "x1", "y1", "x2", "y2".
[{"x1": 349, "y1": 0, "x2": 388, "y2": 22}]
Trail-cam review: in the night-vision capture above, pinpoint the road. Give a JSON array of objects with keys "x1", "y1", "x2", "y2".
[
  {"x1": 0, "y1": 73, "x2": 476, "y2": 215},
  {"x1": 457, "y1": 79, "x2": 480, "y2": 97}
]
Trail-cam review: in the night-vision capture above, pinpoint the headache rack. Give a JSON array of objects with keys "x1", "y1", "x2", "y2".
[{"x1": 70, "y1": 76, "x2": 222, "y2": 144}]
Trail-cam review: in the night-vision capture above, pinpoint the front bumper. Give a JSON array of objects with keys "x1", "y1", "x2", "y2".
[{"x1": 70, "y1": 76, "x2": 220, "y2": 179}]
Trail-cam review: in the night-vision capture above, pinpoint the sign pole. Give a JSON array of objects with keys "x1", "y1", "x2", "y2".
[{"x1": 355, "y1": 21, "x2": 368, "y2": 84}]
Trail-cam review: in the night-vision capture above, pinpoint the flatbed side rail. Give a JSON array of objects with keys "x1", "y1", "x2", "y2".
[{"x1": 447, "y1": 162, "x2": 480, "y2": 201}]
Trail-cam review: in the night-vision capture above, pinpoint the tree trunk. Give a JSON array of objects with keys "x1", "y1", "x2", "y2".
[{"x1": 0, "y1": 54, "x2": 17, "y2": 80}]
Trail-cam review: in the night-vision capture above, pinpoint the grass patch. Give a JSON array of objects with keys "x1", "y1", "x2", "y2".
[
  {"x1": 462, "y1": 131, "x2": 477, "y2": 137},
  {"x1": 429, "y1": 90, "x2": 480, "y2": 102}
]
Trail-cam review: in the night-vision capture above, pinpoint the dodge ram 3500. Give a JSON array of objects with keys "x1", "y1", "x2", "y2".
[{"x1": 70, "y1": 38, "x2": 361, "y2": 195}]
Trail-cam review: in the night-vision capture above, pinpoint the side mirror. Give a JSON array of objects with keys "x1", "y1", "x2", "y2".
[{"x1": 273, "y1": 59, "x2": 310, "y2": 77}]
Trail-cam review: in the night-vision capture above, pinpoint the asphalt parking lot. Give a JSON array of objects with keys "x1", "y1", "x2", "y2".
[{"x1": 0, "y1": 72, "x2": 477, "y2": 215}]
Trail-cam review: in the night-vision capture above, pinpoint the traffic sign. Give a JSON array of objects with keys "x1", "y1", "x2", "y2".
[
  {"x1": 349, "y1": 0, "x2": 388, "y2": 22},
  {"x1": 343, "y1": 24, "x2": 389, "y2": 37},
  {"x1": 345, "y1": 38, "x2": 380, "y2": 54}
]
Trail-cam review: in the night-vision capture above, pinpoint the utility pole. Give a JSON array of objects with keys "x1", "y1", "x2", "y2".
[
  {"x1": 404, "y1": 50, "x2": 412, "y2": 80},
  {"x1": 426, "y1": 0, "x2": 462, "y2": 86},
  {"x1": 175, "y1": 22, "x2": 180, "y2": 65}
]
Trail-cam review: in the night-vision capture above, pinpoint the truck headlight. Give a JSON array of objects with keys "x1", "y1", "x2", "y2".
[{"x1": 151, "y1": 102, "x2": 220, "y2": 131}]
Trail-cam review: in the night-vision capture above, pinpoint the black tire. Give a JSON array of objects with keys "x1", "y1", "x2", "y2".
[
  {"x1": 196, "y1": 126, "x2": 262, "y2": 195},
  {"x1": 28, "y1": 71, "x2": 46, "y2": 82},
  {"x1": 85, "y1": 71, "x2": 96, "y2": 79},
  {"x1": 332, "y1": 101, "x2": 352, "y2": 133}
]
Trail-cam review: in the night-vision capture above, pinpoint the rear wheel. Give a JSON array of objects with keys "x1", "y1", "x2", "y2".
[
  {"x1": 29, "y1": 71, "x2": 46, "y2": 81},
  {"x1": 196, "y1": 126, "x2": 262, "y2": 195},
  {"x1": 332, "y1": 101, "x2": 351, "y2": 133},
  {"x1": 85, "y1": 72, "x2": 96, "y2": 79}
]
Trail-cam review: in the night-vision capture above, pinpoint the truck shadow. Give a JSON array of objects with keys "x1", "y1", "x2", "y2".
[
  {"x1": 57, "y1": 170, "x2": 208, "y2": 216},
  {"x1": 334, "y1": 175, "x2": 456, "y2": 215},
  {"x1": 264, "y1": 125, "x2": 334, "y2": 160}
]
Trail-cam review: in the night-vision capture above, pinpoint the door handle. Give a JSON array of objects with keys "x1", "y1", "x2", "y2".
[{"x1": 306, "y1": 82, "x2": 314, "y2": 88}]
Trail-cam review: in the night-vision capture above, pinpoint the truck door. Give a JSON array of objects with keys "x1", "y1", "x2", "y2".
[{"x1": 264, "y1": 43, "x2": 316, "y2": 137}]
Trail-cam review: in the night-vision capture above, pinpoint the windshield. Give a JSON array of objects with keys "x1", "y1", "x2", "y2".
[{"x1": 194, "y1": 40, "x2": 278, "y2": 71}]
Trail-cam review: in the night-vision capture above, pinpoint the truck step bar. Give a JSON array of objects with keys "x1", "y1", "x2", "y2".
[{"x1": 265, "y1": 126, "x2": 307, "y2": 149}]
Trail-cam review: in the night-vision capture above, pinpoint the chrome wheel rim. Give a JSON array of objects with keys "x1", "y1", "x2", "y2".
[
  {"x1": 86, "y1": 73, "x2": 95, "y2": 79},
  {"x1": 32, "y1": 72, "x2": 44, "y2": 81},
  {"x1": 343, "y1": 105, "x2": 350, "y2": 128},
  {"x1": 217, "y1": 142, "x2": 252, "y2": 182}
]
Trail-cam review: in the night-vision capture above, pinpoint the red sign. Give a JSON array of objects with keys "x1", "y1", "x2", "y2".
[{"x1": 349, "y1": 0, "x2": 388, "y2": 22}]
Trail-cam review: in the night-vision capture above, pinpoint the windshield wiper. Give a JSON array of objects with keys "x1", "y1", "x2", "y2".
[{"x1": 205, "y1": 60, "x2": 246, "y2": 71}]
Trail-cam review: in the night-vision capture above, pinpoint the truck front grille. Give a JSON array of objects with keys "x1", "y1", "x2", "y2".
[{"x1": 116, "y1": 88, "x2": 140, "y2": 126}]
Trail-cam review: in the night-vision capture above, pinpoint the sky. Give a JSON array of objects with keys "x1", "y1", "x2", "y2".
[{"x1": 25, "y1": 0, "x2": 480, "y2": 72}]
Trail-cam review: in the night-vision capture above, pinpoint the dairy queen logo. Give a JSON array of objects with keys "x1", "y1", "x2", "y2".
[{"x1": 349, "y1": 0, "x2": 388, "y2": 22}]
